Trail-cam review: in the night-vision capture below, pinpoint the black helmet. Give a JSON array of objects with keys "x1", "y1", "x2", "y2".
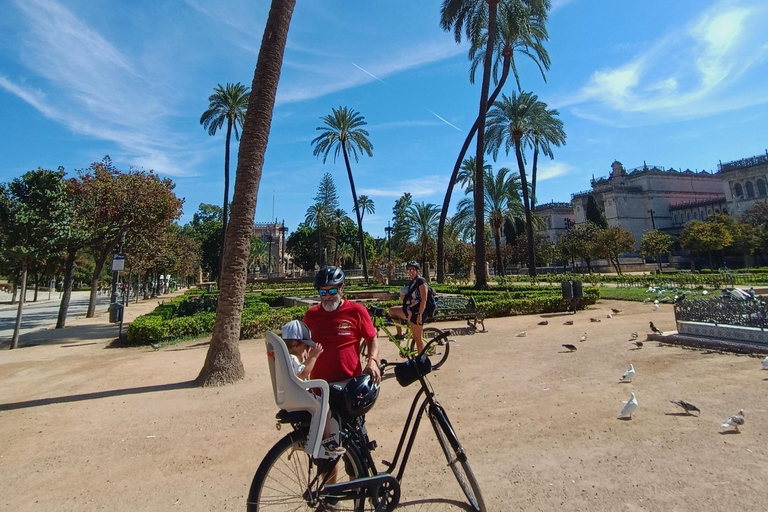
[
  {"x1": 314, "y1": 266, "x2": 345, "y2": 289},
  {"x1": 343, "y1": 374, "x2": 379, "y2": 417},
  {"x1": 406, "y1": 261, "x2": 420, "y2": 270}
]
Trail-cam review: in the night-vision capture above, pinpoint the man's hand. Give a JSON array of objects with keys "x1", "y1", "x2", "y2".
[{"x1": 364, "y1": 357, "x2": 381, "y2": 385}]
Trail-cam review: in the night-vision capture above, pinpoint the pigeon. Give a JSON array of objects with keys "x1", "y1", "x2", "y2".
[
  {"x1": 670, "y1": 400, "x2": 700, "y2": 415},
  {"x1": 618, "y1": 393, "x2": 638, "y2": 419},
  {"x1": 580, "y1": 333, "x2": 588, "y2": 342},
  {"x1": 702, "y1": 290, "x2": 708, "y2": 295},
  {"x1": 590, "y1": 317, "x2": 601, "y2": 323},
  {"x1": 654, "y1": 303, "x2": 660, "y2": 310},
  {"x1": 562, "y1": 344, "x2": 577, "y2": 352},
  {"x1": 643, "y1": 297, "x2": 651, "y2": 303},
  {"x1": 654, "y1": 299, "x2": 659, "y2": 304},
  {"x1": 538, "y1": 320, "x2": 549, "y2": 325},
  {"x1": 721, "y1": 410, "x2": 745, "y2": 432},
  {"x1": 649, "y1": 322, "x2": 663, "y2": 335},
  {"x1": 564, "y1": 320, "x2": 574, "y2": 325},
  {"x1": 611, "y1": 308, "x2": 622, "y2": 314},
  {"x1": 516, "y1": 331, "x2": 527, "y2": 337},
  {"x1": 607, "y1": 313, "x2": 613, "y2": 319},
  {"x1": 633, "y1": 341, "x2": 644, "y2": 349},
  {"x1": 150, "y1": 343, "x2": 161, "y2": 350},
  {"x1": 630, "y1": 332, "x2": 638, "y2": 340},
  {"x1": 619, "y1": 364, "x2": 635, "y2": 383},
  {"x1": 761, "y1": 356, "x2": 768, "y2": 370}
]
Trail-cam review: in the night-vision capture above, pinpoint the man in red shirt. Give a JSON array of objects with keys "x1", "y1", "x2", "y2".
[{"x1": 303, "y1": 266, "x2": 380, "y2": 385}]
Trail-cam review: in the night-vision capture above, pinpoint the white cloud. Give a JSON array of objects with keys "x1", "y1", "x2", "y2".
[
  {"x1": 360, "y1": 175, "x2": 448, "y2": 199},
  {"x1": 560, "y1": 0, "x2": 768, "y2": 124},
  {"x1": 536, "y1": 161, "x2": 572, "y2": 181}
]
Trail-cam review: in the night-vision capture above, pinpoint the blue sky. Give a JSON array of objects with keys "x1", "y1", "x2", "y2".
[{"x1": 2, "y1": 0, "x2": 767, "y2": 240}]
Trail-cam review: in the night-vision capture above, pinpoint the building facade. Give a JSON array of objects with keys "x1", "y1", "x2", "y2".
[{"x1": 534, "y1": 201, "x2": 574, "y2": 244}]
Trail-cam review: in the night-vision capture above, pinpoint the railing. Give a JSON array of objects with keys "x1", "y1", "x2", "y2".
[
  {"x1": 718, "y1": 152, "x2": 768, "y2": 173},
  {"x1": 675, "y1": 297, "x2": 768, "y2": 329}
]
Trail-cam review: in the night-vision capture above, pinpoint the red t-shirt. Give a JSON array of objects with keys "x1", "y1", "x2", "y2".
[{"x1": 303, "y1": 299, "x2": 377, "y2": 383}]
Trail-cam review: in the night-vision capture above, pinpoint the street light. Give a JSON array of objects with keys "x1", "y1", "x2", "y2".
[
  {"x1": 384, "y1": 222, "x2": 393, "y2": 262},
  {"x1": 279, "y1": 220, "x2": 289, "y2": 275}
]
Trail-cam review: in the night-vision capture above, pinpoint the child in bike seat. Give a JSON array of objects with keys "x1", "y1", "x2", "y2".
[{"x1": 282, "y1": 319, "x2": 346, "y2": 458}]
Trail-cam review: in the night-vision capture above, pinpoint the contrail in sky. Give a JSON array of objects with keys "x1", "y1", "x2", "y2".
[
  {"x1": 351, "y1": 63, "x2": 391, "y2": 87},
  {"x1": 427, "y1": 109, "x2": 462, "y2": 131}
]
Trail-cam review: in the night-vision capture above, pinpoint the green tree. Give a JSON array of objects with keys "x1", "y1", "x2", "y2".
[
  {"x1": 0, "y1": 168, "x2": 72, "y2": 349},
  {"x1": 197, "y1": 0, "x2": 296, "y2": 387},
  {"x1": 312, "y1": 106, "x2": 373, "y2": 283},
  {"x1": 314, "y1": 172, "x2": 340, "y2": 212},
  {"x1": 596, "y1": 226, "x2": 635, "y2": 275},
  {"x1": 286, "y1": 223, "x2": 317, "y2": 271},
  {"x1": 640, "y1": 230, "x2": 674, "y2": 273},
  {"x1": 559, "y1": 221, "x2": 601, "y2": 273},
  {"x1": 527, "y1": 99, "x2": 565, "y2": 206},
  {"x1": 200, "y1": 82, "x2": 250, "y2": 275},
  {"x1": 183, "y1": 204, "x2": 223, "y2": 280},
  {"x1": 331, "y1": 208, "x2": 348, "y2": 265},
  {"x1": 305, "y1": 202, "x2": 328, "y2": 265},
  {"x1": 679, "y1": 220, "x2": 733, "y2": 270},
  {"x1": 585, "y1": 194, "x2": 608, "y2": 228},
  {"x1": 391, "y1": 193, "x2": 413, "y2": 258},
  {"x1": 406, "y1": 201, "x2": 440, "y2": 279}
]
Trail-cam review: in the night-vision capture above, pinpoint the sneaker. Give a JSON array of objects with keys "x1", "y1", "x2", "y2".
[
  {"x1": 394, "y1": 333, "x2": 405, "y2": 341},
  {"x1": 321, "y1": 438, "x2": 346, "y2": 458},
  {"x1": 316, "y1": 498, "x2": 341, "y2": 511}
]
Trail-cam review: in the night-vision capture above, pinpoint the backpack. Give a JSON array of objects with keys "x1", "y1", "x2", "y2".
[{"x1": 404, "y1": 279, "x2": 437, "y2": 320}]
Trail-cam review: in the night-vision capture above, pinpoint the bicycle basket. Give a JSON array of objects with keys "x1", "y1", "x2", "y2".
[{"x1": 394, "y1": 353, "x2": 432, "y2": 387}]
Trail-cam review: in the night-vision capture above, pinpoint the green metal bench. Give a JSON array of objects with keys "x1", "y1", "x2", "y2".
[{"x1": 431, "y1": 295, "x2": 486, "y2": 332}]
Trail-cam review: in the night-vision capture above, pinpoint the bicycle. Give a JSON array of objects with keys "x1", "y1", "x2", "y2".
[
  {"x1": 247, "y1": 335, "x2": 486, "y2": 512},
  {"x1": 365, "y1": 305, "x2": 452, "y2": 371}
]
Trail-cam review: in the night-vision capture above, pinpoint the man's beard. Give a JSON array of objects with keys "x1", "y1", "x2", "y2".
[{"x1": 321, "y1": 294, "x2": 342, "y2": 312}]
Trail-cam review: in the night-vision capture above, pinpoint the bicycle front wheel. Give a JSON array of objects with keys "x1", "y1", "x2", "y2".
[
  {"x1": 246, "y1": 429, "x2": 374, "y2": 512},
  {"x1": 429, "y1": 405, "x2": 486, "y2": 512},
  {"x1": 410, "y1": 327, "x2": 450, "y2": 370}
]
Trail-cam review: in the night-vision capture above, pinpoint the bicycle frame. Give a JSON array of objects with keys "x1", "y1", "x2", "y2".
[{"x1": 368, "y1": 306, "x2": 417, "y2": 359}]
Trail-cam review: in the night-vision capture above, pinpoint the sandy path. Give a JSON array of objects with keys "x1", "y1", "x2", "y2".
[{"x1": 1, "y1": 298, "x2": 766, "y2": 511}]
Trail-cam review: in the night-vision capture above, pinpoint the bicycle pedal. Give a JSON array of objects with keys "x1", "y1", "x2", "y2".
[{"x1": 382, "y1": 459, "x2": 393, "y2": 467}]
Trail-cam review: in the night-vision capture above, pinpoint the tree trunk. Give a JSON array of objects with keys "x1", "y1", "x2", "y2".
[
  {"x1": 10, "y1": 262, "x2": 27, "y2": 349},
  {"x1": 342, "y1": 144, "x2": 368, "y2": 284},
  {"x1": 56, "y1": 247, "x2": 77, "y2": 329},
  {"x1": 219, "y1": 120, "x2": 233, "y2": 284},
  {"x1": 436, "y1": 55, "x2": 510, "y2": 283},
  {"x1": 494, "y1": 227, "x2": 504, "y2": 276},
  {"x1": 11, "y1": 272, "x2": 18, "y2": 304},
  {"x1": 196, "y1": 0, "x2": 295, "y2": 387},
  {"x1": 33, "y1": 272, "x2": 40, "y2": 302},
  {"x1": 87, "y1": 246, "x2": 110, "y2": 317},
  {"x1": 514, "y1": 141, "x2": 536, "y2": 277}
]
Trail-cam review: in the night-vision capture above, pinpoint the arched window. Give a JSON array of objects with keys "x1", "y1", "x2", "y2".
[
  {"x1": 758, "y1": 179, "x2": 767, "y2": 197},
  {"x1": 734, "y1": 183, "x2": 743, "y2": 198},
  {"x1": 746, "y1": 181, "x2": 755, "y2": 198},
  {"x1": 687, "y1": 212, "x2": 691, "y2": 221},
  {"x1": 694, "y1": 211, "x2": 698, "y2": 219},
  {"x1": 546, "y1": 217, "x2": 552, "y2": 229},
  {"x1": 714, "y1": 208, "x2": 720, "y2": 214},
  {"x1": 674, "y1": 214, "x2": 679, "y2": 225}
]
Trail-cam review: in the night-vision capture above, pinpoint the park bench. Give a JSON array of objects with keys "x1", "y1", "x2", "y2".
[{"x1": 431, "y1": 294, "x2": 486, "y2": 332}]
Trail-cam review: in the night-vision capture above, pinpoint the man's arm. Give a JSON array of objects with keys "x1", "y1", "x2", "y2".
[{"x1": 363, "y1": 337, "x2": 381, "y2": 384}]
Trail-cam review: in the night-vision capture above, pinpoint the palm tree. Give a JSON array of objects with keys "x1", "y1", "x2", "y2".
[
  {"x1": 200, "y1": 82, "x2": 250, "y2": 279},
  {"x1": 485, "y1": 90, "x2": 540, "y2": 276},
  {"x1": 528, "y1": 100, "x2": 565, "y2": 206},
  {"x1": 196, "y1": 0, "x2": 296, "y2": 387},
  {"x1": 331, "y1": 207, "x2": 347, "y2": 265},
  {"x1": 437, "y1": 0, "x2": 551, "y2": 283},
  {"x1": 305, "y1": 202, "x2": 328, "y2": 265},
  {"x1": 311, "y1": 107, "x2": 373, "y2": 283},
  {"x1": 357, "y1": 195, "x2": 375, "y2": 222},
  {"x1": 406, "y1": 201, "x2": 440, "y2": 280}
]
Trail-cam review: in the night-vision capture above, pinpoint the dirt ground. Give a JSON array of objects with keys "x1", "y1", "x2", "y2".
[{"x1": 1, "y1": 296, "x2": 767, "y2": 512}]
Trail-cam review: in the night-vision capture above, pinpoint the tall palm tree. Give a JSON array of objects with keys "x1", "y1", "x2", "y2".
[
  {"x1": 406, "y1": 201, "x2": 440, "y2": 280},
  {"x1": 437, "y1": 0, "x2": 550, "y2": 283},
  {"x1": 331, "y1": 207, "x2": 347, "y2": 265},
  {"x1": 357, "y1": 195, "x2": 375, "y2": 222},
  {"x1": 200, "y1": 82, "x2": 250, "y2": 279},
  {"x1": 311, "y1": 107, "x2": 373, "y2": 283},
  {"x1": 305, "y1": 202, "x2": 328, "y2": 265},
  {"x1": 196, "y1": 0, "x2": 296, "y2": 387},
  {"x1": 528, "y1": 100, "x2": 565, "y2": 206},
  {"x1": 485, "y1": 90, "x2": 541, "y2": 276}
]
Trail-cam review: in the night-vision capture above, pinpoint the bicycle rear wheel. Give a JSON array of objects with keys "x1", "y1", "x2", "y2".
[
  {"x1": 410, "y1": 327, "x2": 450, "y2": 370},
  {"x1": 246, "y1": 429, "x2": 374, "y2": 512},
  {"x1": 428, "y1": 405, "x2": 486, "y2": 512}
]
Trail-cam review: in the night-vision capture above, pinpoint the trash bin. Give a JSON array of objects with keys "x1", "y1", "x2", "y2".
[
  {"x1": 572, "y1": 280, "x2": 583, "y2": 299},
  {"x1": 109, "y1": 303, "x2": 124, "y2": 323},
  {"x1": 561, "y1": 281, "x2": 574, "y2": 299}
]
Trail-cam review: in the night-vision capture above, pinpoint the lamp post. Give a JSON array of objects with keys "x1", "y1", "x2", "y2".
[
  {"x1": 648, "y1": 209, "x2": 656, "y2": 230},
  {"x1": 385, "y1": 222, "x2": 393, "y2": 262},
  {"x1": 279, "y1": 220, "x2": 288, "y2": 276}
]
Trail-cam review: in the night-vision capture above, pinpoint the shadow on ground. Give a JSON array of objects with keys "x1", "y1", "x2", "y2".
[{"x1": 0, "y1": 323, "x2": 121, "y2": 349}]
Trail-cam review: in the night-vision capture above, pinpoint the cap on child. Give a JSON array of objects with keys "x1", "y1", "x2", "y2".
[{"x1": 281, "y1": 319, "x2": 316, "y2": 347}]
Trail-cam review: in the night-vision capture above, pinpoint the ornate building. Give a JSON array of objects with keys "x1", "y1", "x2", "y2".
[{"x1": 534, "y1": 201, "x2": 574, "y2": 243}]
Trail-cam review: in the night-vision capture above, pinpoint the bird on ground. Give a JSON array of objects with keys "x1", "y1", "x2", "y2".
[
  {"x1": 618, "y1": 393, "x2": 638, "y2": 419},
  {"x1": 619, "y1": 364, "x2": 635, "y2": 382},
  {"x1": 150, "y1": 343, "x2": 161, "y2": 350},
  {"x1": 649, "y1": 322, "x2": 663, "y2": 334},
  {"x1": 670, "y1": 400, "x2": 700, "y2": 415},
  {"x1": 702, "y1": 290, "x2": 708, "y2": 295},
  {"x1": 538, "y1": 320, "x2": 549, "y2": 325},
  {"x1": 562, "y1": 344, "x2": 577, "y2": 352},
  {"x1": 590, "y1": 317, "x2": 601, "y2": 322},
  {"x1": 611, "y1": 308, "x2": 622, "y2": 314},
  {"x1": 761, "y1": 355, "x2": 768, "y2": 370},
  {"x1": 607, "y1": 313, "x2": 613, "y2": 319},
  {"x1": 630, "y1": 332, "x2": 638, "y2": 340},
  {"x1": 516, "y1": 331, "x2": 527, "y2": 337},
  {"x1": 721, "y1": 410, "x2": 745, "y2": 432},
  {"x1": 643, "y1": 297, "x2": 652, "y2": 303},
  {"x1": 654, "y1": 303, "x2": 660, "y2": 310},
  {"x1": 580, "y1": 333, "x2": 588, "y2": 342},
  {"x1": 564, "y1": 320, "x2": 574, "y2": 325},
  {"x1": 633, "y1": 341, "x2": 644, "y2": 349}
]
